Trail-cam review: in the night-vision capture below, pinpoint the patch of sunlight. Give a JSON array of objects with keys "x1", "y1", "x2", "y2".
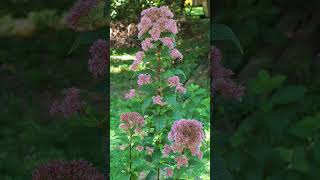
[
  {"x1": 110, "y1": 64, "x2": 129, "y2": 73},
  {"x1": 111, "y1": 54, "x2": 135, "y2": 61},
  {"x1": 200, "y1": 160, "x2": 210, "y2": 180},
  {"x1": 205, "y1": 130, "x2": 210, "y2": 142}
]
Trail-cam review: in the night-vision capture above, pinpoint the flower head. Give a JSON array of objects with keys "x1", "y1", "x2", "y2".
[
  {"x1": 175, "y1": 83, "x2": 186, "y2": 94},
  {"x1": 130, "y1": 51, "x2": 145, "y2": 71},
  {"x1": 164, "y1": 167, "x2": 174, "y2": 177},
  {"x1": 170, "y1": 49, "x2": 183, "y2": 60},
  {"x1": 152, "y1": 95, "x2": 166, "y2": 106},
  {"x1": 162, "y1": 144, "x2": 171, "y2": 157},
  {"x1": 136, "y1": 145, "x2": 144, "y2": 152},
  {"x1": 168, "y1": 119, "x2": 204, "y2": 158},
  {"x1": 120, "y1": 112, "x2": 145, "y2": 130},
  {"x1": 88, "y1": 39, "x2": 108, "y2": 78},
  {"x1": 141, "y1": 38, "x2": 154, "y2": 51},
  {"x1": 32, "y1": 160, "x2": 103, "y2": 180},
  {"x1": 124, "y1": 89, "x2": 136, "y2": 99},
  {"x1": 175, "y1": 155, "x2": 188, "y2": 169},
  {"x1": 137, "y1": 74, "x2": 152, "y2": 86},
  {"x1": 160, "y1": 37, "x2": 175, "y2": 49},
  {"x1": 50, "y1": 87, "x2": 82, "y2": 118},
  {"x1": 65, "y1": 0, "x2": 98, "y2": 30},
  {"x1": 167, "y1": 76, "x2": 180, "y2": 87}
]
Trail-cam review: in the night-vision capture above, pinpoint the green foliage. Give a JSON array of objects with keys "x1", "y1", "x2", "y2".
[{"x1": 215, "y1": 70, "x2": 320, "y2": 180}]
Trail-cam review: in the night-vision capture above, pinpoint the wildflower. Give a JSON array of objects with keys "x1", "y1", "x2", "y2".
[
  {"x1": 164, "y1": 19, "x2": 178, "y2": 34},
  {"x1": 175, "y1": 83, "x2": 186, "y2": 94},
  {"x1": 211, "y1": 46, "x2": 245, "y2": 100},
  {"x1": 136, "y1": 145, "x2": 144, "y2": 152},
  {"x1": 32, "y1": 160, "x2": 103, "y2": 180},
  {"x1": 160, "y1": 37, "x2": 175, "y2": 49},
  {"x1": 162, "y1": 144, "x2": 171, "y2": 157},
  {"x1": 137, "y1": 74, "x2": 152, "y2": 86},
  {"x1": 175, "y1": 155, "x2": 188, "y2": 169},
  {"x1": 170, "y1": 49, "x2": 183, "y2": 60},
  {"x1": 120, "y1": 112, "x2": 145, "y2": 130},
  {"x1": 164, "y1": 167, "x2": 174, "y2": 177},
  {"x1": 167, "y1": 76, "x2": 180, "y2": 87},
  {"x1": 152, "y1": 95, "x2": 166, "y2": 106},
  {"x1": 65, "y1": 0, "x2": 98, "y2": 30},
  {"x1": 134, "y1": 127, "x2": 142, "y2": 135},
  {"x1": 141, "y1": 38, "x2": 154, "y2": 51},
  {"x1": 146, "y1": 146, "x2": 154, "y2": 155},
  {"x1": 88, "y1": 39, "x2": 108, "y2": 78},
  {"x1": 168, "y1": 119, "x2": 204, "y2": 159},
  {"x1": 124, "y1": 89, "x2": 136, "y2": 99}
]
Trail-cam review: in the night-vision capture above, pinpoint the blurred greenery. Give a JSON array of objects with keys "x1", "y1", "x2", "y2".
[{"x1": 212, "y1": 0, "x2": 320, "y2": 179}]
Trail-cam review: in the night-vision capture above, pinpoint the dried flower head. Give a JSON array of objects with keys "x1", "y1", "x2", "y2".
[
  {"x1": 146, "y1": 146, "x2": 154, "y2": 155},
  {"x1": 136, "y1": 145, "x2": 144, "y2": 152}
]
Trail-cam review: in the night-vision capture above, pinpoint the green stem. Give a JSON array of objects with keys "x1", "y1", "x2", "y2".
[
  {"x1": 129, "y1": 133, "x2": 132, "y2": 180},
  {"x1": 156, "y1": 45, "x2": 162, "y2": 180}
]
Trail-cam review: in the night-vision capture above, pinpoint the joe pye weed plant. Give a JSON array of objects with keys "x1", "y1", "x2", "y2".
[{"x1": 114, "y1": 6, "x2": 208, "y2": 179}]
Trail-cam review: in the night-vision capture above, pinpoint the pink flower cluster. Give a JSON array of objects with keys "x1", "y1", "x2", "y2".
[
  {"x1": 168, "y1": 119, "x2": 204, "y2": 159},
  {"x1": 119, "y1": 112, "x2": 145, "y2": 131},
  {"x1": 175, "y1": 155, "x2": 189, "y2": 169},
  {"x1": 124, "y1": 89, "x2": 136, "y2": 99},
  {"x1": 164, "y1": 167, "x2": 173, "y2": 177},
  {"x1": 130, "y1": 51, "x2": 145, "y2": 71},
  {"x1": 141, "y1": 38, "x2": 154, "y2": 51},
  {"x1": 136, "y1": 145, "x2": 144, "y2": 152},
  {"x1": 138, "y1": 6, "x2": 177, "y2": 39},
  {"x1": 137, "y1": 74, "x2": 152, "y2": 86},
  {"x1": 170, "y1": 49, "x2": 183, "y2": 60},
  {"x1": 88, "y1": 39, "x2": 108, "y2": 78},
  {"x1": 160, "y1": 37, "x2": 175, "y2": 49},
  {"x1": 49, "y1": 87, "x2": 82, "y2": 118},
  {"x1": 65, "y1": 0, "x2": 98, "y2": 30},
  {"x1": 211, "y1": 46, "x2": 245, "y2": 100},
  {"x1": 167, "y1": 76, "x2": 186, "y2": 94},
  {"x1": 152, "y1": 95, "x2": 166, "y2": 106},
  {"x1": 162, "y1": 144, "x2": 171, "y2": 157}
]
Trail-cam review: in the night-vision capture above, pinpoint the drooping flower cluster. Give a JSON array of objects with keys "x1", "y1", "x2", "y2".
[
  {"x1": 50, "y1": 87, "x2": 82, "y2": 118},
  {"x1": 167, "y1": 76, "x2": 186, "y2": 94},
  {"x1": 137, "y1": 74, "x2": 152, "y2": 86},
  {"x1": 65, "y1": 0, "x2": 98, "y2": 30},
  {"x1": 88, "y1": 39, "x2": 108, "y2": 78},
  {"x1": 119, "y1": 112, "x2": 145, "y2": 131},
  {"x1": 124, "y1": 89, "x2": 136, "y2": 99},
  {"x1": 167, "y1": 119, "x2": 204, "y2": 159},
  {"x1": 211, "y1": 46, "x2": 245, "y2": 100},
  {"x1": 32, "y1": 160, "x2": 103, "y2": 180}
]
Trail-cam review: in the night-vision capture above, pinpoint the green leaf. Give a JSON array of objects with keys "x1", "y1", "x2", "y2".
[
  {"x1": 153, "y1": 116, "x2": 166, "y2": 131},
  {"x1": 142, "y1": 98, "x2": 152, "y2": 114},
  {"x1": 172, "y1": 69, "x2": 187, "y2": 81},
  {"x1": 211, "y1": 23, "x2": 243, "y2": 54},
  {"x1": 165, "y1": 94, "x2": 176, "y2": 109},
  {"x1": 270, "y1": 86, "x2": 306, "y2": 105},
  {"x1": 291, "y1": 147, "x2": 309, "y2": 173},
  {"x1": 146, "y1": 170, "x2": 157, "y2": 180}
]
